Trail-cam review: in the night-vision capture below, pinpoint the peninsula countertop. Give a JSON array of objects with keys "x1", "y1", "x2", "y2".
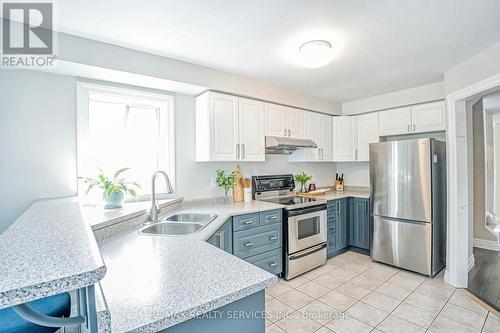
[
  {"x1": 98, "y1": 199, "x2": 284, "y2": 332},
  {"x1": 0, "y1": 198, "x2": 106, "y2": 309}
]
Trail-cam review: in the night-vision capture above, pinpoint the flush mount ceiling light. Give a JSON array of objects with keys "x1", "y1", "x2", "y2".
[{"x1": 299, "y1": 40, "x2": 333, "y2": 68}]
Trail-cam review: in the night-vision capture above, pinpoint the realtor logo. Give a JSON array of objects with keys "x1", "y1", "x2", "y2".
[{"x1": 1, "y1": 1, "x2": 56, "y2": 67}]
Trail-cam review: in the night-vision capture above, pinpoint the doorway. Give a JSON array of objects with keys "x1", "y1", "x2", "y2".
[{"x1": 445, "y1": 74, "x2": 500, "y2": 309}]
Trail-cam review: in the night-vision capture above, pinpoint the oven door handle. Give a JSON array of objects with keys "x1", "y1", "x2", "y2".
[
  {"x1": 287, "y1": 204, "x2": 327, "y2": 217},
  {"x1": 288, "y1": 243, "x2": 327, "y2": 261}
]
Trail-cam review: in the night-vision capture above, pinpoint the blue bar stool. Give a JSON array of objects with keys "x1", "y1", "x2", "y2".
[{"x1": 0, "y1": 292, "x2": 71, "y2": 333}]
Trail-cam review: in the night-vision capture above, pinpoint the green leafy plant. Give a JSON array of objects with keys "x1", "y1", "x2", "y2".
[
  {"x1": 294, "y1": 172, "x2": 312, "y2": 192},
  {"x1": 216, "y1": 169, "x2": 236, "y2": 196},
  {"x1": 79, "y1": 168, "x2": 140, "y2": 198}
]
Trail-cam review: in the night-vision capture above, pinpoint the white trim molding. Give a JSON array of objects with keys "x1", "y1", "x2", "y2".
[
  {"x1": 444, "y1": 71, "x2": 500, "y2": 288},
  {"x1": 468, "y1": 255, "x2": 475, "y2": 272},
  {"x1": 474, "y1": 238, "x2": 500, "y2": 251}
]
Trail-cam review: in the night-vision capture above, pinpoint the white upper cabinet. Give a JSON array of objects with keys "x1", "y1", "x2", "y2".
[
  {"x1": 356, "y1": 112, "x2": 379, "y2": 161},
  {"x1": 196, "y1": 92, "x2": 265, "y2": 162},
  {"x1": 378, "y1": 106, "x2": 412, "y2": 136},
  {"x1": 264, "y1": 103, "x2": 288, "y2": 137},
  {"x1": 411, "y1": 101, "x2": 446, "y2": 133},
  {"x1": 319, "y1": 113, "x2": 334, "y2": 161},
  {"x1": 287, "y1": 107, "x2": 304, "y2": 138},
  {"x1": 378, "y1": 101, "x2": 446, "y2": 136},
  {"x1": 289, "y1": 111, "x2": 333, "y2": 162},
  {"x1": 238, "y1": 97, "x2": 265, "y2": 161},
  {"x1": 333, "y1": 116, "x2": 358, "y2": 161},
  {"x1": 265, "y1": 103, "x2": 304, "y2": 138}
]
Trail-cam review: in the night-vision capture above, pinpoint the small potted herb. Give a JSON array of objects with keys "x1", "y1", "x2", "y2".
[
  {"x1": 79, "y1": 168, "x2": 140, "y2": 209},
  {"x1": 294, "y1": 172, "x2": 312, "y2": 193},
  {"x1": 216, "y1": 169, "x2": 236, "y2": 204}
]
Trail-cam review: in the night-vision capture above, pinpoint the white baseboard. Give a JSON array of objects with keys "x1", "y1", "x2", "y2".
[
  {"x1": 473, "y1": 238, "x2": 500, "y2": 251},
  {"x1": 468, "y1": 254, "x2": 475, "y2": 272}
]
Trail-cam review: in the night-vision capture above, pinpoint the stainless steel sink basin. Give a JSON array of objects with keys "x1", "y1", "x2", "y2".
[
  {"x1": 140, "y1": 222, "x2": 204, "y2": 235},
  {"x1": 163, "y1": 213, "x2": 218, "y2": 224}
]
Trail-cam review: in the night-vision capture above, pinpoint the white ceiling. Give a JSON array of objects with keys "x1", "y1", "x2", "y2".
[{"x1": 51, "y1": 0, "x2": 500, "y2": 101}]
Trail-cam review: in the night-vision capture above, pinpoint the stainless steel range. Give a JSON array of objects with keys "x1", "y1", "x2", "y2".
[{"x1": 252, "y1": 174, "x2": 327, "y2": 280}]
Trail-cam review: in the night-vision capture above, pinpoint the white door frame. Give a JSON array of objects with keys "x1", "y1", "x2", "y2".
[{"x1": 445, "y1": 72, "x2": 500, "y2": 287}]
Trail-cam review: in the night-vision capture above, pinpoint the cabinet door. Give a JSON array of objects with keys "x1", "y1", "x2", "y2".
[
  {"x1": 357, "y1": 112, "x2": 379, "y2": 161},
  {"x1": 287, "y1": 107, "x2": 304, "y2": 138},
  {"x1": 207, "y1": 219, "x2": 233, "y2": 253},
  {"x1": 332, "y1": 116, "x2": 357, "y2": 161},
  {"x1": 352, "y1": 198, "x2": 370, "y2": 249},
  {"x1": 265, "y1": 103, "x2": 287, "y2": 137},
  {"x1": 289, "y1": 111, "x2": 320, "y2": 162},
  {"x1": 320, "y1": 113, "x2": 334, "y2": 161},
  {"x1": 238, "y1": 98, "x2": 265, "y2": 161},
  {"x1": 334, "y1": 199, "x2": 348, "y2": 251},
  {"x1": 378, "y1": 107, "x2": 412, "y2": 136},
  {"x1": 411, "y1": 101, "x2": 446, "y2": 133},
  {"x1": 211, "y1": 92, "x2": 239, "y2": 161}
]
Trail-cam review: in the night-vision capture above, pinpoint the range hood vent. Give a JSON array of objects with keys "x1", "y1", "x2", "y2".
[{"x1": 265, "y1": 136, "x2": 318, "y2": 155}]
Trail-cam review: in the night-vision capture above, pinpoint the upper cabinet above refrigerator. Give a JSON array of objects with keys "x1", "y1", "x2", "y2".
[{"x1": 379, "y1": 101, "x2": 446, "y2": 136}]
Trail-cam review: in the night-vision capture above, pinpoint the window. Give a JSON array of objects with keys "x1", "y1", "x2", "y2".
[{"x1": 77, "y1": 83, "x2": 175, "y2": 200}]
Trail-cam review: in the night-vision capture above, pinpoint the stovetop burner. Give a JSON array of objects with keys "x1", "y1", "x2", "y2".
[{"x1": 260, "y1": 196, "x2": 320, "y2": 206}]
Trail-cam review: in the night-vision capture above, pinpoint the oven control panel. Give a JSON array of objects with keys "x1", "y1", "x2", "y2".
[{"x1": 252, "y1": 174, "x2": 295, "y2": 193}]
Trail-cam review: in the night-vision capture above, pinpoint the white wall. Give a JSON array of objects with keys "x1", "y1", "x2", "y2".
[
  {"x1": 0, "y1": 70, "x2": 78, "y2": 233},
  {"x1": 335, "y1": 163, "x2": 370, "y2": 187},
  {"x1": 55, "y1": 31, "x2": 341, "y2": 115},
  {"x1": 342, "y1": 82, "x2": 444, "y2": 115},
  {"x1": 444, "y1": 41, "x2": 500, "y2": 94},
  {"x1": 0, "y1": 70, "x2": 338, "y2": 232}
]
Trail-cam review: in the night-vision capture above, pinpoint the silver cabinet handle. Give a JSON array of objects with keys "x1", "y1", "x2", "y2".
[
  {"x1": 337, "y1": 201, "x2": 340, "y2": 213},
  {"x1": 268, "y1": 262, "x2": 278, "y2": 267},
  {"x1": 216, "y1": 231, "x2": 224, "y2": 250},
  {"x1": 365, "y1": 202, "x2": 368, "y2": 214},
  {"x1": 269, "y1": 236, "x2": 278, "y2": 241},
  {"x1": 269, "y1": 215, "x2": 278, "y2": 220},
  {"x1": 236, "y1": 143, "x2": 240, "y2": 160},
  {"x1": 283, "y1": 129, "x2": 287, "y2": 137},
  {"x1": 242, "y1": 143, "x2": 245, "y2": 160},
  {"x1": 413, "y1": 124, "x2": 416, "y2": 132},
  {"x1": 355, "y1": 148, "x2": 358, "y2": 160},
  {"x1": 243, "y1": 241, "x2": 254, "y2": 247},
  {"x1": 242, "y1": 219, "x2": 255, "y2": 225},
  {"x1": 288, "y1": 129, "x2": 291, "y2": 137},
  {"x1": 407, "y1": 124, "x2": 410, "y2": 132}
]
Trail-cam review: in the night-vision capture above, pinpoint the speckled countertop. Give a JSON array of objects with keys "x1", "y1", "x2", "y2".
[
  {"x1": 319, "y1": 189, "x2": 370, "y2": 201},
  {"x1": 0, "y1": 198, "x2": 106, "y2": 309},
  {"x1": 97, "y1": 199, "x2": 283, "y2": 332}
]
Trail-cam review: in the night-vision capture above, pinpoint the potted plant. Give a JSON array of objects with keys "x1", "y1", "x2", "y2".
[
  {"x1": 294, "y1": 172, "x2": 312, "y2": 193},
  {"x1": 216, "y1": 169, "x2": 236, "y2": 204},
  {"x1": 79, "y1": 168, "x2": 140, "y2": 209}
]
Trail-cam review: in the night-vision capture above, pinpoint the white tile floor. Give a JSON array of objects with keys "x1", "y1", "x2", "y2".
[{"x1": 266, "y1": 251, "x2": 500, "y2": 333}]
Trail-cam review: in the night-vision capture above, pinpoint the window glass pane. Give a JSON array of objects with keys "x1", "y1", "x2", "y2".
[{"x1": 84, "y1": 93, "x2": 173, "y2": 198}]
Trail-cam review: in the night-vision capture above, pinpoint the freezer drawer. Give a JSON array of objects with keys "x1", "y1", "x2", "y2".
[{"x1": 371, "y1": 216, "x2": 432, "y2": 275}]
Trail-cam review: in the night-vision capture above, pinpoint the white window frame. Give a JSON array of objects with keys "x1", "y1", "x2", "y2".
[{"x1": 76, "y1": 82, "x2": 175, "y2": 200}]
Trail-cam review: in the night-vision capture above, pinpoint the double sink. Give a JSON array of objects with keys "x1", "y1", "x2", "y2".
[{"x1": 141, "y1": 213, "x2": 218, "y2": 236}]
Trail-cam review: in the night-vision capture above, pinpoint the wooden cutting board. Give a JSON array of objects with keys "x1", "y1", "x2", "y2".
[{"x1": 295, "y1": 189, "x2": 331, "y2": 197}]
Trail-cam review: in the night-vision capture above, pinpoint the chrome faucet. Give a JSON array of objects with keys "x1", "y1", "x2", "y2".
[{"x1": 149, "y1": 171, "x2": 174, "y2": 221}]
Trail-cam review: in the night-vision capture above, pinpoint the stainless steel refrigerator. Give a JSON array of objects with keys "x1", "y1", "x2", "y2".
[{"x1": 370, "y1": 138, "x2": 446, "y2": 276}]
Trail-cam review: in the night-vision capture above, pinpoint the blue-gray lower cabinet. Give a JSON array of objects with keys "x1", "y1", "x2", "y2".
[
  {"x1": 233, "y1": 224, "x2": 281, "y2": 259},
  {"x1": 207, "y1": 219, "x2": 233, "y2": 254},
  {"x1": 327, "y1": 197, "x2": 369, "y2": 258},
  {"x1": 164, "y1": 290, "x2": 265, "y2": 333},
  {"x1": 206, "y1": 210, "x2": 283, "y2": 276},
  {"x1": 350, "y1": 198, "x2": 370, "y2": 250}
]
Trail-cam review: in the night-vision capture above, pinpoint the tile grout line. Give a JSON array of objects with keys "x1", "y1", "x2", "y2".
[{"x1": 424, "y1": 284, "x2": 457, "y2": 332}]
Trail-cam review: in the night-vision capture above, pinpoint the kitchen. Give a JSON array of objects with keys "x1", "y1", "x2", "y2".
[{"x1": 1, "y1": 1, "x2": 500, "y2": 333}]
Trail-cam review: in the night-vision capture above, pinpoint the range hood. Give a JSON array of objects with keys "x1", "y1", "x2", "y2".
[{"x1": 265, "y1": 136, "x2": 318, "y2": 155}]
